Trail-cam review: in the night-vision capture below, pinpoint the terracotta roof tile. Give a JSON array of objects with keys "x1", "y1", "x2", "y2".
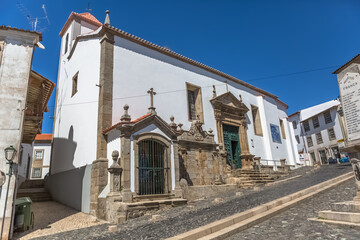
[
  {"x1": 103, "y1": 113, "x2": 152, "y2": 134},
  {"x1": 35, "y1": 134, "x2": 52, "y2": 141},
  {"x1": 59, "y1": 12, "x2": 102, "y2": 36},
  {"x1": 0, "y1": 25, "x2": 42, "y2": 41}
]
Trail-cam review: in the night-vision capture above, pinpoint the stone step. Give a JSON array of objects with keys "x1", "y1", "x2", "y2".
[
  {"x1": 318, "y1": 210, "x2": 360, "y2": 223},
  {"x1": 19, "y1": 179, "x2": 45, "y2": 189},
  {"x1": 331, "y1": 201, "x2": 360, "y2": 213},
  {"x1": 16, "y1": 188, "x2": 51, "y2": 202}
]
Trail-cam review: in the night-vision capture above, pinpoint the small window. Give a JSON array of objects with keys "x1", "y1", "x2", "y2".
[
  {"x1": 251, "y1": 105, "x2": 263, "y2": 136},
  {"x1": 280, "y1": 119, "x2": 286, "y2": 139},
  {"x1": 316, "y1": 132, "x2": 323, "y2": 144},
  {"x1": 292, "y1": 121, "x2": 297, "y2": 129},
  {"x1": 303, "y1": 120, "x2": 310, "y2": 132},
  {"x1": 328, "y1": 128, "x2": 336, "y2": 140},
  {"x1": 64, "y1": 33, "x2": 69, "y2": 54},
  {"x1": 72, "y1": 72, "x2": 79, "y2": 97},
  {"x1": 312, "y1": 116, "x2": 320, "y2": 128},
  {"x1": 295, "y1": 135, "x2": 300, "y2": 144},
  {"x1": 32, "y1": 168, "x2": 42, "y2": 178},
  {"x1": 307, "y1": 136, "x2": 313, "y2": 147},
  {"x1": 186, "y1": 83, "x2": 203, "y2": 122},
  {"x1": 35, "y1": 150, "x2": 43, "y2": 160},
  {"x1": 324, "y1": 110, "x2": 332, "y2": 124}
]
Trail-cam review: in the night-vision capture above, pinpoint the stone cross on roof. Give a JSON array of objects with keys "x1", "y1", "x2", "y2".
[{"x1": 147, "y1": 88, "x2": 157, "y2": 114}]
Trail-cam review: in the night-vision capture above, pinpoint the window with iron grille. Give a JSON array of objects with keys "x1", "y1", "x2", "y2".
[
  {"x1": 292, "y1": 121, "x2": 297, "y2": 129},
  {"x1": 35, "y1": 150, "x2": 43, "y2": 159},
  {"x1": 251, "y1": 105, "x2": 263, "y2": 136},
  {"x1": 303, "y1": 120, "x2": 310, "y2": 132},
  {"x1": 324, "y1": 110, "x2": 332, "y2": 124},
  {"x1": 186, "y1": 83, "x2": 203, "y2": 122},
  {"x1": 295, "y1": 135, "x2": 300, "y2": 144},
  {"x1": 307, "y1": 136, "x2": 313, "y2": 147},
  {"x1": 316, "y1": 132, "x2": 323, "y2": 144},
  {"x1": 328, "y1": 128, "x2": 336, "y2": 140},
  {"x1": 32, "y1": 168, "x2": 42, "y2": 178},
  {"x1": 312, "y1": 116, "x2": 320, "y2": 128}
]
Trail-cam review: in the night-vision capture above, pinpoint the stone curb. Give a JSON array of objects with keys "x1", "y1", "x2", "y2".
[
  {"x1": 265, "y1": 175, "x2": 302, "y2": 186},
  {"x1": 167, "y1": 172, "x2": 353, "y2": 240},
  {"x1": 308, "y1": 218, "x2": 360, "y2": 230}
]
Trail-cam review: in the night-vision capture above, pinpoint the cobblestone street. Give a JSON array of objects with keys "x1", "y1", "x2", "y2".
[
  {"x1": 31, "y1": 165, "x2": 353, "y2": 240},
  {"x1": 230, "y1": 178, "x2": 360, "y2": 240}
]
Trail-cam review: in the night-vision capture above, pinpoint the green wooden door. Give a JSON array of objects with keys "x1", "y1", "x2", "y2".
[{"x1": 223, "y1": 124, "x2": 242, "y2": 169}]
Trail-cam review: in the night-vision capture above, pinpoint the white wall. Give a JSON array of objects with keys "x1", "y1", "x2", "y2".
[
  {"x1": 112, "y1": 36, "x2": 295, "y2": 164},
  {"x1": 18, "y1": 143, "x2": 33, "y2": 181},
  {"x1": 52, "y1": 23, "x2": 100, "y2": 174}
]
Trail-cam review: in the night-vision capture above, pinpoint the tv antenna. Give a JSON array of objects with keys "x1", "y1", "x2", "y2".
[
  {"x1": 86, "y1": 2, "x2": 92, "y2": 12},
  {"x1": 16, "y1": 2, "x2": 50, "y2": 32}
]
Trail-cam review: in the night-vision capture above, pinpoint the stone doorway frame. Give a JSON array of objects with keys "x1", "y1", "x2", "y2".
[
  {"x1": 133, "y1": 132, "x2": 172, "y2": 196},
  {"x1": 210, "y1": 92, "x2": 254, "y2": 170}
]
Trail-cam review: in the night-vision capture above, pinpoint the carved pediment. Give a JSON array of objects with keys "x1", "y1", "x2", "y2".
[{"x1": 210, "y1": 92, "x2": 249, "y2": 114}]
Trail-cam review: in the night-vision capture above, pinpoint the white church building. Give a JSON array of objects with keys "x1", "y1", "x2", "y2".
[{"x1": 49, "y1": 11, "x2": 300, "y2": 221}]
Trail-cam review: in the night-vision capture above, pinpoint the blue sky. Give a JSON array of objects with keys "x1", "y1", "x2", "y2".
[{"x1": 1, "y1": 0, "x2": 360, "y2": 133}]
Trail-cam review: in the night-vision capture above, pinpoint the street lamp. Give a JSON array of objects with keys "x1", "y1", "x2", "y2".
[{"x1": 1, "y1": 146, "x2": 17, "y2": 239}]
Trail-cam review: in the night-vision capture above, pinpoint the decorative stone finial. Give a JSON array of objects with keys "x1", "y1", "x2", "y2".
[
  {"x1": 208, "y1": 128, "x2": 214, "y2": 136},
  {"x1": 169, "y1": 115, "x2": 177, "y2": 130},
  {"x1": 105, "y1": 10, "x2": 110, "y2": 25},
  {"x1": 147, "y1": 88, "x2": 157, "y2": 114},
  {"x1": 121, "y1": 104, "x2": 131, "y2": 122},
  {"x1": 212, "y1": 85, "x2": 217, "y2": 98},
  {"x1": 112, "y1": 150, "x2": 119, "y2": 162},
  {"x1": 239, "y1": 94, "x2": 242, "y2": 102},
  {"x1": 178, "y1": 123, "x2": 183, "y2": 133}
]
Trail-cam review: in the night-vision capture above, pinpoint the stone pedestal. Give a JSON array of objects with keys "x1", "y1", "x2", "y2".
[{"x1": 241, "y1": 154, "x2": 255, "y2": 170}]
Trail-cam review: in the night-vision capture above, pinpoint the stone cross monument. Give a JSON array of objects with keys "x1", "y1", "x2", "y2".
[{"x1": 147, "y1": 88, "x2": 157, "y2": 114}]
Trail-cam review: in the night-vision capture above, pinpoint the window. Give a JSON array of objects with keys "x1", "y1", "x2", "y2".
[
  {"x1": 64, "y1": 33, "x2": 69, "y2": 54},
  {"x1": 328, "y1": 128, "x2": 336, "y2": 140},
  {"x1": 32, "y1": 168, "x2": 42, "y2": 178},
  {"x1": 186, "y1": 83, "x2": 203, "y2": 122},
  {"x1": 251, "y1": 105, "x2": 263, "y2": 136},
  {"x1": 303, "y1": 120, "x2": 310, "y2": 132},
  {"x1": 307, "y1": 136, "x2": 313, "y2": 147},
  {"x1": 312, "y1": 116, "x2": 320, "y2": 128},
  {"x1": 280, "y1": 119, "x2": 286, "y2": 139},
  {"x1": 295, "y1": 135, "x2": 300, "y2": 144},
  {"x1": 324, "y1": 110, "x2": 332, "y2": 124},
  {"x1": 35, "y1": 150, "x2": 43, "y2": 159},
  {"x1": 292, "y1": 121, "x2": 297, "y2": 129},
  {"x1": 316, "y1": 132, "x2": 323, "y2": 144},
  {"x1": 72, "y1": 72, "x2": 78, "y2": 97}
]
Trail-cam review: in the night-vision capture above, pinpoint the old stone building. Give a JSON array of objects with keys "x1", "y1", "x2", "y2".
[
  {"x1": 0, "y1": 27, "x2": 54, "y2": 239},
  {"x1": 49, "y1": 11, "x2": 300, "y2": 223}
]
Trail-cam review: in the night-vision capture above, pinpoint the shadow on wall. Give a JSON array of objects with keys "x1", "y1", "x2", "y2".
[{"x1": 45, "y1": 126, "x2": 91, "y2": 212}]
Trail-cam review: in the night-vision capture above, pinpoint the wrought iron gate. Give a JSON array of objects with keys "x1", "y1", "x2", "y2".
[
  {"x1": 138, "y1": 139, "x2": 167, "y2": 195},
  {"x1": 223, "y1": 124, "x2": 242, "y2": 169}
]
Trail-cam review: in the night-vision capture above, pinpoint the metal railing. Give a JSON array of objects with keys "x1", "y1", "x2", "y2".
[{"x1": 259, "y1": 159, "x2": 282, "y2": 175}]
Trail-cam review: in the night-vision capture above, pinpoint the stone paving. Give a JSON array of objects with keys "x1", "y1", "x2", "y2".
[
  {"x1": 229, "y1": 178, "x2": 360, "y2": 240},
  {"x1": 32, "y1": 164, "x2": 352, "y2": 240}
]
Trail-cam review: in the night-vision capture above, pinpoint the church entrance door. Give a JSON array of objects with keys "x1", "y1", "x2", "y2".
[
  {"x1": 223, "y1": 124, "x2": 242, "y2": 169},
  {"x1": 138, "y1": 139, "x2": 166, "y2": 195}
]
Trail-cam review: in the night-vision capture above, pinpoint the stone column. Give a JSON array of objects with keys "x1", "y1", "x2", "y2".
[
  {"x1": 172, "y1": 141, "x2": 183, "y2": 198},
  {"x1": 90, "y1": 30, "x2": 114, "y2": 218},
  {"x1": 120, "y1": 132, "x2": 132, "y2": 202},
  {"x1": 239, "y1": 118, "x2": 254, "y2": 170}
]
